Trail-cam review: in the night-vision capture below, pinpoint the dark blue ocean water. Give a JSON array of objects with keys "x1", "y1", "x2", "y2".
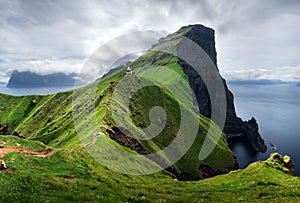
[{"x1": 227, "y1": 84, "x2": 300, "y2": 175}]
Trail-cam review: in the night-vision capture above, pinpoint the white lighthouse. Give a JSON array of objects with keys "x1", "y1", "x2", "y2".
[{"x1": 125, "y1": 67, "x2": 133, "y2": 75}]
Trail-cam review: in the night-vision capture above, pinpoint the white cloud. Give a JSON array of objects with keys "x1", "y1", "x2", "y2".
[
  {"x1": 221, "y1": 64, "x2": 300, "y2": 82},
  {"x1": 0, "y1": 0, "x2": 299, "y2": 81},
  {"x1": 0, "y1": 58, "x2": 83, "y2": 83},
  {"x1": 0, "y1": 70, "x2": 10, "y2": 83}
]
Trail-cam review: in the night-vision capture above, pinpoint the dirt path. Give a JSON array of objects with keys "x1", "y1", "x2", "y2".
[
  {"x1": 103, "y1": 83, "x2": 114, "y2": 122},
  {"x1": 84, "y1": 83, "x2": 115, "y2": 148},
  {"x1": 0, "y1": 83, "x2": 116, "y2": 169},
  {"x1": 0, "y1": 146, "x2": 58, "y2": 172},
  {"x1": 0, "y1": 146, "x2": 57, "y2": 158}
]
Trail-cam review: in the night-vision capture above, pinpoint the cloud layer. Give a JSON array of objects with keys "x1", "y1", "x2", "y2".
[
  {"x1": 222, "y1": 64, "x2": 300, "y2": 82},
  {"x1": 0, "y1": 0, "x2": 300, "y2": 82}
]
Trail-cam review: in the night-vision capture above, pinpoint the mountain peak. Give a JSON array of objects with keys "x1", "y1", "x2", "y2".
[
  {"x1": 177, "y1": 24, "x2": 217, "y2": 65},
  {"x1": 154, "y1": 24, "x2": 217, "y2": 66},
  {"x1": 177, "y1": 24, "x2": 215, "y2": 35}
]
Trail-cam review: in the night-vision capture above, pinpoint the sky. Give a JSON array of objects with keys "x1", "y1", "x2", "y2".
[{"x1": 0, "y1": 0, "x2": 300, "y2": 83}]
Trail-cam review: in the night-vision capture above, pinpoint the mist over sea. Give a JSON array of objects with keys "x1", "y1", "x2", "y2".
[
  {"x1": 228, "y1": 84, "x2": 300, "y2": 175},
  {"x1": 0, "y1": 85, "x2": 75, "y2": 96}
]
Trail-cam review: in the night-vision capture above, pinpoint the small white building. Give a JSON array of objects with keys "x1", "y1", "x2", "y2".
[{"x1": 125, "y1": 67, "x2": 133, "y2": 75}]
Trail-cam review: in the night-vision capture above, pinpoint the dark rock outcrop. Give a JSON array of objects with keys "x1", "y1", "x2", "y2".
[
  {"x1": 0, "y1": 124, "x2": 10, "y2": 135},
  {"x1": 199, "y1": 162, "x2": 239, "y2": 179},
  {"x1": 0, "y1": 160, "x2": 7, "y2": 170},
  {"x1": 7, "y1": 70, "x2": 76, "y2": 88},
  {"x1": 106, "y1": 127, "x2": 148, "y2": 155},
  {"x1": 239, "y1": 117, "x2": 267, "y2": 152},
  {"x1": 175, "y1": 24, "x2": 267, "y2": 153},
  {"x1": 106, "y1": 127, "x2": 187, "y2": 180}
]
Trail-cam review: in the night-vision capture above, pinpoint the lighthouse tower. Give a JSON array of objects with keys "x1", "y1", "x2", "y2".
[{"x1": 125, "y1": 67, "x2": 133, "y2": 75}]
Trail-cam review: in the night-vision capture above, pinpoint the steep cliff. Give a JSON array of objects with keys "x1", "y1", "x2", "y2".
[
  {"x1": 0, "y1": 26, "x2": 241, "y2": 181},
  {"x1": 0, "y1": 24, "x2": 266, "y2": 181},
  {"x1": 0, "y1": 24, "x2": 297, "y2": 202},
  {"x1": 173, "y1": 25, "x2": 267, "y2": 152}
]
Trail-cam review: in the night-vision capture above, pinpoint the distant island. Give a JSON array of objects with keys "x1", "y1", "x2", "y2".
[
  {"x1": 7, "y1": 70, "x2": 76, "y2": 88},
  {"x1": 228, "y1": 79, "x2": 289, "y2": 85}
]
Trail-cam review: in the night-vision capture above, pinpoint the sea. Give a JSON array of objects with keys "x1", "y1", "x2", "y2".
[
  {"x1": 227, "y1": 84, "x2": 300, "y2": 175},
  {"x1": 0, "y1": 83, "x2": 299, "y2": 174},
  {"x1": 0, "y1": 85, "x2": 75, "y2": 96}
]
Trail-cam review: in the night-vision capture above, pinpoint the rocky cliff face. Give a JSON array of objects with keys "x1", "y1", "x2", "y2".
[{"x1": 175, "y1": 25, "x2": 267, "y2": 153}]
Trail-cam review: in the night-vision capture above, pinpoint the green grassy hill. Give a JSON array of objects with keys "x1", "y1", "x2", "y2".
[
  {"x1": 0, "y1": 54, "x2": 237, "y2": 180},
  {"x1": 0, "y1": 135, "x2": 299, "y2": 202},
  {"x1": 0, "y1": 24, "x2": 299, "y2": 201},
  {"x1": 0, "y1": 29, "x2": 238, "y2": 180}
]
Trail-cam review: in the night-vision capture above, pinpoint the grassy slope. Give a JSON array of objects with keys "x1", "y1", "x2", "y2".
[
  {"x1": 0, "y1": 136, "x2": 299, "y2": 202},
  {"x1": 0, "y1": 27, "x2": 298, "y2": 201},
  {"x1": 0, "y1": 76, "x2": 115, "y2": 149},
  {"x1": 0, "y1": 93, "x2": 48, "y2": 130},
  {"x1": 111, "y1": 50, "x2": 236, "y2": 179},
  {"x1": 0, "y1": 36, "x2": 237, "y2": 180}
]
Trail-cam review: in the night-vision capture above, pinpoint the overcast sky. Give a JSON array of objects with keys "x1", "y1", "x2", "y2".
[{"x1": 0, "y1": 0, "x2": 300, "y2": 82}]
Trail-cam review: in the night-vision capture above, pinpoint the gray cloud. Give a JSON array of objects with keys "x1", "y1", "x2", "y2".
[{"x1": 0, "y1": 0, "x2": 299, "y2": 82}]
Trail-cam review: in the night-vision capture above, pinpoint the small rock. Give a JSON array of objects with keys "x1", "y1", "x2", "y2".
[
  {"x1": 0, "y1": 160, "x2": 7, "y2": 170},
  {"x1": 30, "y1": 99, "x2": 37, "y2": 106},
  {"x1": 67, "y1": 174, "x2": 76, "y2": 179},
  {"x1": 47, "y1": 116, "x2": 52, "y2": 122}
]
